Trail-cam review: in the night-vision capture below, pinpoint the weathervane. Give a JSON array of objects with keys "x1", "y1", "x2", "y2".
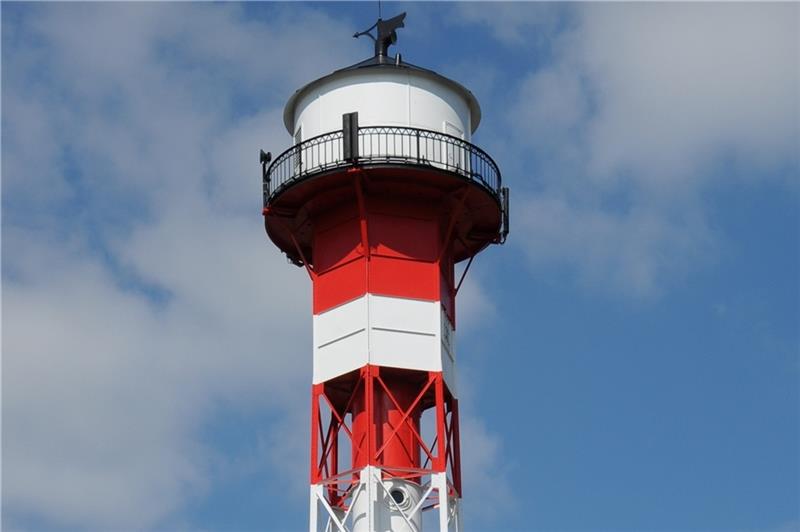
[{"x1": 353, "y1": 12, "x2": 406, "y2": 61}]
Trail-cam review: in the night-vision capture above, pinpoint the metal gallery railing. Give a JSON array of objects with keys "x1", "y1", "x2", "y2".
[{"x1": 263, "y1": 126, "x2": 502, "y2": 208}]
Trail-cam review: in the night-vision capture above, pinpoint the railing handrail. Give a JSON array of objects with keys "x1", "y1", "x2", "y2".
[
  {"x1": 357, "y1": 125, "x2": 503, "y2": 178},
  {"x1": 263, "y1": 125, "x2": 502, "y2": 208}
]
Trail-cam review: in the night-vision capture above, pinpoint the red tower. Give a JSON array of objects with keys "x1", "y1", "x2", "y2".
[{"x1": 261, "y1": 14, "x2": 508, "y2": 531}]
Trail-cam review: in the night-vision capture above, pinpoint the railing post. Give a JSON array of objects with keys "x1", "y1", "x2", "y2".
[
  {"x1": 343, "y1": 113, "x2": 359, "y2": 162},
  {"x1": 416, "y1": 130, "x2": 420, "y2": 164},
  {"x1": 260, "y1": 149, "x2": 271, "y2": 206}
]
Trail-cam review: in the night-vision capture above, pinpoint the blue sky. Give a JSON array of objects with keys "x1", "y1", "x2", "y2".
[{"x1": 2, "y1": 2, "x2": 798, "y2": 531}]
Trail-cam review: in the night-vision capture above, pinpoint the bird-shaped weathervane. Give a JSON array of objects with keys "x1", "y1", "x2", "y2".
[{"x1": 353, "y1": 12, "x2": 406, "y2": 61}]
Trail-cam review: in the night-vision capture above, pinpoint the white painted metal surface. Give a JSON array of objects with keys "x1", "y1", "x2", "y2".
[
  {"x1": 313, "y1": 295, "x2": 369, "y2": 383},
  {"x1": 312, "y1": 294, "x2": 457, "y2": 393},
  {"x1": 293, "y1": 69, "x2": 473, "y2": 142},
  {"x1": 310, "y1": 467, "x2": 460, "y2": 532},
  {"x1": 351, "y1": 474, "x2": 423, "y2": 532}
]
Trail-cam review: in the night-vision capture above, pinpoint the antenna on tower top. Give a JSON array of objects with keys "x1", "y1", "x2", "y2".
[{"x1": 353, "y1": 11, "x2": 406, "y2": 62}]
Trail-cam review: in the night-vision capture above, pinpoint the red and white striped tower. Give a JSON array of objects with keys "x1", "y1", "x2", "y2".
[{"x1": 260, "y1": 13, "x2": 508, "y2": 531}]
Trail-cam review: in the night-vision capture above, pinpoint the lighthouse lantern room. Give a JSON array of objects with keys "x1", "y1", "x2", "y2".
[{"x1": 260, "y1": 13, "x2": 509, "y2": 532}]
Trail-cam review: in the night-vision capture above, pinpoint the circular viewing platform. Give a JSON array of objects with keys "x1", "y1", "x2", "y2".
[{"x1": 262, "y1": 125, "x2": 509, "y2": 265}]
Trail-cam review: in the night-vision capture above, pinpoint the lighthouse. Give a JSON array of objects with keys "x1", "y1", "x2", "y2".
[{"x1": 260, "y1": 13, "x2": 508, "y2": 531}]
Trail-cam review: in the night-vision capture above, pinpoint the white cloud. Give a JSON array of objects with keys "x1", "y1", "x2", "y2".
[
  {"x1": 452, "y1": 3, "x2": 563, "y2": 48},
  {"x1": 503, "y1": 3, "x2": 798, "y2": 297},
  {"x1": 0, "y1": 3, "x2": 352, "y2": 528},
  {"x1": 2, "y1": 205, "x2": 312, "y2": 529},
  {"x1": 458, "y1": 414, "x2": 515, "y2": 524},
  {"x1": 4, "y1": 233, "x2": 211, "y2": 528},
  {"x1": 516, "y1": 195, "x2": 716, "y2": 297},
  {"x1": 455, "y1": 266, "x2": 497, "y2": 333},
  {"x1": 574, "y1": 3, "x2": 799, "y2": 184}
]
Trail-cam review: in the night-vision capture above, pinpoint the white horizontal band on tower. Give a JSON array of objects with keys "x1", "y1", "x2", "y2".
[{"x1": 312, "y1": 294, "x2": 456, "y2": 391}]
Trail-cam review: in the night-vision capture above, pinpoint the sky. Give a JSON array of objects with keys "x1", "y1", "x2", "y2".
[{"x1": 1, "y1": 2, "x2": 798, "y2": 531}]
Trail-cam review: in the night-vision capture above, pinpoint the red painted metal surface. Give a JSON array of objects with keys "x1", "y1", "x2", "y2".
[
  {"x1": 310, "y1": 366, "x2": 462, "y2": 508},
  {"x1": 309, "y1": 185, "x2": 456, "y2": 318},
  {"x1": 264, "y1": 165, "x2": 502, "y2": 272}
]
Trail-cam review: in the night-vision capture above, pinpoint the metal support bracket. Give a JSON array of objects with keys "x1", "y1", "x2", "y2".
[
  {"x1": 438, "y1": 187, "x2": 470, "y2": 263},
  {"x1": 267, "y1": 214, "x2": 316, "y2": 280},
  {"x1": 350, "y1": 168, "x2": 371, "y2": 260}
]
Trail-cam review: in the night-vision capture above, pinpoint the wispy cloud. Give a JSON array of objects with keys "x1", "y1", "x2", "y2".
[
  {"x1": 460, "y1": 3, "x2": 799, "y2": 298},
  {"x1": 452, "y1": 2, "x2": 564, "y2": 49}
]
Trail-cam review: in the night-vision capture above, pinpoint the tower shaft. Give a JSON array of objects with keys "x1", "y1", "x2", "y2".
[{"x1": 307, "y1": 170, "x2": 462, "y2": 530}]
